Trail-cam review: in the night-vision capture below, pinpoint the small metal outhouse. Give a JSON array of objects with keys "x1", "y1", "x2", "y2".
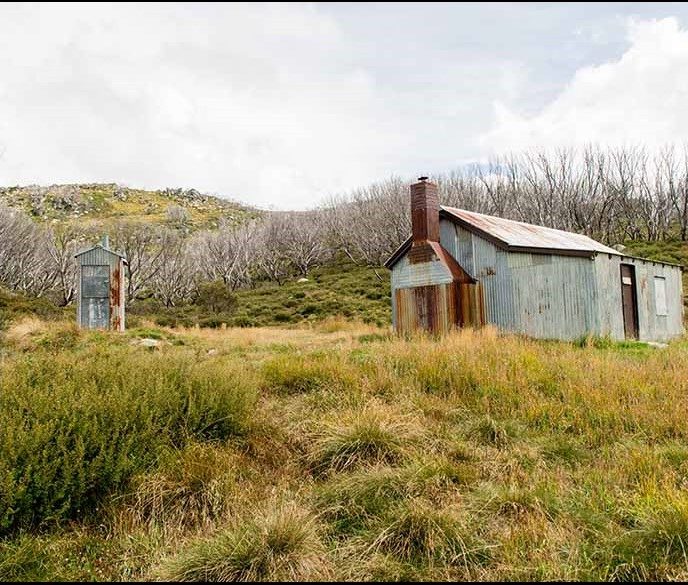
[{"x1": 74, "y1": 235, "x2": 127, "y2": 331}]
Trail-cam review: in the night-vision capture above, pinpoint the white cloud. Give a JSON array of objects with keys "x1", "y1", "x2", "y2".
[
  {"x1": 0, "y1": 3, "x2": 396, "y2": 209},
  {"x1": 1, "y1": 5, "x2": 686, "y2": 209},
  {"x1": 479, "y1": 17, "x2": 688, "y2": 155}
]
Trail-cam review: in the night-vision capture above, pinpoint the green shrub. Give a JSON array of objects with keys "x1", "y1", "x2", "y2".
[
  {"x1": 0, "y1": 288, "x2": 66, "y2": 329},
  {"x1": 194, "y1": 281, "x2": 237, "y2": 313},
  {"x1": 0, "y1": 347, "x2": 258, "y2": 535},
  {"x1": 230, "y1": 315, "x2": 257, "y2": 328}
]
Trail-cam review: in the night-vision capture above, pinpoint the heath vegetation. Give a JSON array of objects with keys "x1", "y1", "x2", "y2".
[{"x1": 1, "y1": 317, "x2": 687, "y2": 581}]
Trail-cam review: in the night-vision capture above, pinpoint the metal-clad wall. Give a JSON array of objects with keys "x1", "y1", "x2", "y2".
[
  {"x1": 593, "y1": 255, "x2": 625, "y2": 340},
  {"x1": 593, "y1": 255, "x2": 684, "y2": 341},
  {"x1": 440, "y1": 220, "x2": 474, "y2": 275},
  {"x1": 474, "y1": 236, "x2": 518, "y2": 330},
  {"x1": 395, "y1": 283, "x2": 456, "y2": 334},
  {"x1": 76, "y1": 247, "x2": 126, "y2": 331},
  {"x1": 508, "y1": 253, "x2": 597, "y2": 340},
  {"x1": 623, "y1": 257, "x2": 684, "y2": 341},
  {"x1": 394, "y1": 281, "x2": 484, "y2": 334},
  {"x1": 440, "y1": 222, "x2": 517, "y2": 331},
  {"x1": 390, "y1": 254, "x2": 455, "y2": 289},
  {"x1": 443, "y1": 224, "x2": 598, "y2": 340},
  {"x1": 390, "y1": 254, "x2": 454, "y2": 330},
  {"x1": 398, "y1": 219, "x2": 684, "y2": 342}
]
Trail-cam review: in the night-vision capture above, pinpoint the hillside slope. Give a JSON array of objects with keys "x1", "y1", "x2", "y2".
[{"x1": 0, "y1": 183, "x2": 261, "y2": 231}]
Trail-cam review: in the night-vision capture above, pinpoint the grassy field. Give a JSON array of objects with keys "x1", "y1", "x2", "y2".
[{"x1": 1, "y1": 317, "x2": 687, "y2": 582}]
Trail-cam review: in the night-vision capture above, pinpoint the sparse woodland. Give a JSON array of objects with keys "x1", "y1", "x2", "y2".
[{"x1": 1, "y1": 145, "x2": 687, "y2": 317}]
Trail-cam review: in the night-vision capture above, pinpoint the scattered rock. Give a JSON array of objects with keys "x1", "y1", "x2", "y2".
[
  {"x1": 132, "y1": 337, "x2": 163, "y2": 348},
  {"x1": 297, "y1": 277, "x2": 309, "y2": 283},
  {"x1": 647, "y1": 341, "x2": 668, "y2": 349}
]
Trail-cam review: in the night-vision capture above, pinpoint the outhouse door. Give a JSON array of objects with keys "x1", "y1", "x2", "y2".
[
  {"x1": 620, "y1": 264, "x2": 639, "y2": 340},
  {"x1": 82, "y1": 265, "x2": 110, "y2": 329}
]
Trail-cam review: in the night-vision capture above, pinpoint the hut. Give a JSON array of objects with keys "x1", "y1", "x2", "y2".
[
  {"x1": 74, "y1": 235, "x2": 127, "y2": 331},
  {"x1": 384, "y1": 177, "x2": 685, "y2": 342}
]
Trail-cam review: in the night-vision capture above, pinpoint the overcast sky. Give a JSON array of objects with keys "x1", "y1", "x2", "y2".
[{"x1": 1, "y1": 2, "x2": 687, "y2": 210}]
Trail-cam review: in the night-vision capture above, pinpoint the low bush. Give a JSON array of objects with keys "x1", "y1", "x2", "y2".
[{"x1": 0, "y1": 346, "x2": 258, "y2": 536}]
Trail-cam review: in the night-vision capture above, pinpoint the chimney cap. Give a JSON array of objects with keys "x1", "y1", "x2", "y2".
[{"x1": 417, "y1": 176, "x2": 429, "y2": 182}]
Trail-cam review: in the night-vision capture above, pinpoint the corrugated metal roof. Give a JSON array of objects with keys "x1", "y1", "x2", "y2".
[
  {"x1": 441, "y1": 206, "x2": 620, "y2": 256},
  {"x1": 75, "y1": 244, "x2": 128, "y2": 263}
]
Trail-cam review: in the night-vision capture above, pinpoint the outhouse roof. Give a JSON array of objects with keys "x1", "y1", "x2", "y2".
[{"x1": 74, "y1": 243, "x2": 128, "y2": 263}]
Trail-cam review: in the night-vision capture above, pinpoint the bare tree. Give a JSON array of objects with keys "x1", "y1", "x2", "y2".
[
  {"x1": 281, "y1": 211, "x2": 330, "y2": 276},
  {"x1": 110, "y1": 221, "x2": 176, "y2": 302},
  {"x1": 45, "y1": 224, "x2": 85, "y2": 306},
  {"x1": 254, "y1": 215, "x2": 292, "y2": 285},
  {"x1": 190, "y1": 219, "x2": 257, "y2": 291},
  {"x1": 662, "y1": 143, "x2": 688, "y2": 241},
  {"x1": 0, "y1": 205, "x2": 55, "y2": 297},
  {"x1": 150, "y1": 233, "x2": 197, "y2": 307}
]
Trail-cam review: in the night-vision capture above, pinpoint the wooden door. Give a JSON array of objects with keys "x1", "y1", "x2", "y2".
[{"x1": 620, "y1": 264, "x2": 639, "y2": 340}]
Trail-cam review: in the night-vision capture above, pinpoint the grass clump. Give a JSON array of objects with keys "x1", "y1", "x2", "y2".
[
  {"x1": 468, "y1": 415, "x2": 515, "y2": 448},
  {"x1": 596, "y1": 498, "x2": 688, "y2": 581},
  {"x1": 316, "y1": 458, "x2": 478, "y2": 537},
  {"x1": 262, "y1": 352, "x2": 357, "y2": 395},
  {"x1": 361, "y1": 499, "x2": 492, "y2": 577},
  {"x1": 306, "y1": 403, "x2": 422, "y2": 476},
  {"x1": 117, "y1": 443, "x2": 244, "y2": 538},
  {"x1": 157, "y1": 500, "x2": 332, "y2": 582}
]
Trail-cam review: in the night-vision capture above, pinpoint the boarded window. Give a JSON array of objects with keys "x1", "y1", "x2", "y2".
[
  {"x1": 82, "y1": 265, "x2": 109, "y2": 297},
  {"x1": 654, "y1": 276, "x2": 668, "y2": 316},
  {"x1": 81, "y1": 265, "x2": 110, "y2": 329}
]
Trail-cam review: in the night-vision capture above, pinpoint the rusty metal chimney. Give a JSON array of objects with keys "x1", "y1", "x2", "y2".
[{"x1": 411, "y1": 176, "x2": 440, "y2": 245}]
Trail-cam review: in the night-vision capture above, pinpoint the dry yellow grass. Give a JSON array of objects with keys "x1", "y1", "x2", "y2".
[{"x1": 2, "y1": 318, "x2": 687, "y2": 582}]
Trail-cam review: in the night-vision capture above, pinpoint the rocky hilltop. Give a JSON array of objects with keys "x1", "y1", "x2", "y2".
[{"x1": 0, "y1": 183, "x2": 262, "y2": 231}]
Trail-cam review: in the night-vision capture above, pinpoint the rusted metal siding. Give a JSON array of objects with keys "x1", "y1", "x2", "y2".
[
  {"x1": 595, "y1": 254, "x2": 684, "y2": 342},
  {"x1": 76, "y1": 245, "x2": 126, "y2": 331},
  {"x1": 394, "y1": 281, "x2": 484, "y2": 334},
  {"x1": 442, "y1": 206, "x2": 620, "y2": 255}
]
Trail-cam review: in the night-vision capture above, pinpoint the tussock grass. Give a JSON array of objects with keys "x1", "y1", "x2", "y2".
[
  {"x1": 3, "y1": 319, "x2": 688, "y2": 580},
  {"x1": 156, "y1": 500, "x2": 333, "y2": 582},
  {"x1": 316, "y1": 458, "x2": 478, "y2": 537},
  {"x1": 306, "y1": 402, "x2": 424, "y2": 475},
  {"x1": 115, "y1": 443, "x2": 244, "y2": 539},
  {"x1": 359, "y1": 499, "x2": 492, "y2": 576},
  {"x1": 262, "y1": 352, "x2": 358, "y2": 396}
]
